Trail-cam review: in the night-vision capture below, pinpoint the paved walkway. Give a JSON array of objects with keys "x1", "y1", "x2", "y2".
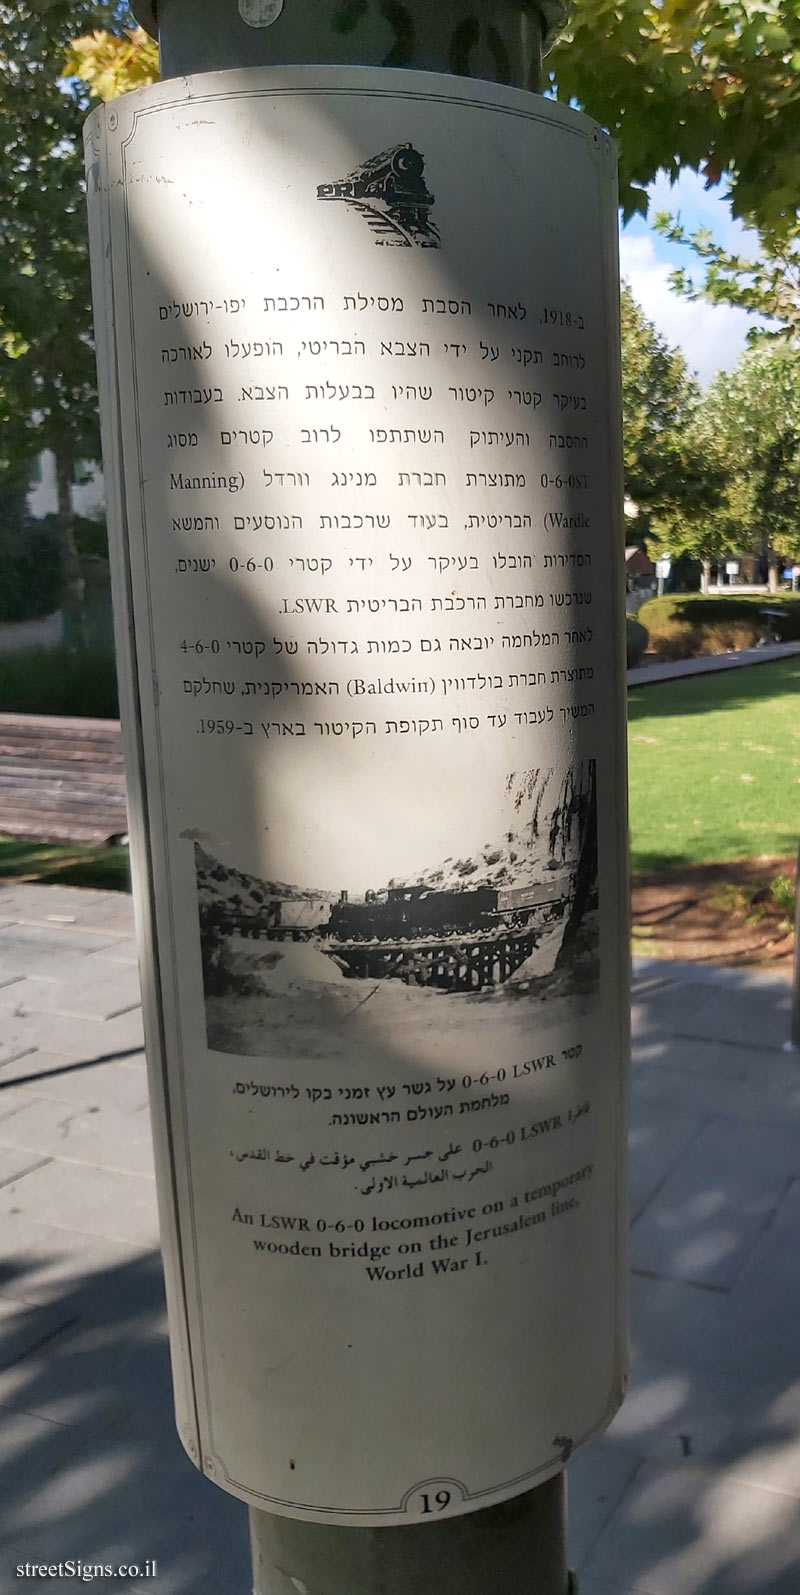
[
  {"x1": 0, "y1": 884, "x2": 798, "y2": 1592},
  {"x1": 627, "y1": 639, "x2": 800, "y2": 688}
]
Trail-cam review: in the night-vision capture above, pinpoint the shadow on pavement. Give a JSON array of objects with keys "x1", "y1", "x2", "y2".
[
  {"x1": 0, "y1": 1249, "x2": 250, "y2": 1593},
  {"x1": 568, "y1": 963, "x2": 800, "y2": 1595}
]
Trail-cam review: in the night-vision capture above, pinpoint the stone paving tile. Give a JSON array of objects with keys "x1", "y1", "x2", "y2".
[
  {"x1": 0, "y1": 1038, "x2": 37, "y2": 1069},
  {"x1": 631, "y1": 984, "x2": 710, "y2": 1042},
  {"x1": 568, "y1": 1441, "x2": 642, "y2": 1569},
  {"x1": 0, "y1": 1096, "x2": 155, "y2": 1178},
  {"x1": 583, "y1": 1459, "x2": 800, "y2": 1594},
  {"x1": 0, "y1": 889, "x2": 794, "y2": 1589},
  {"x1": 11, "y1": 974, "x2": 142, "y2": 1022},
  {"x1": 0, "y1": 888, "x2": 33, "y2": 917},
  {"x1": 0, "y1": 1161, "x2": 158, "y2": 1250},
  {"x1": 0, "y1": 1212, "x2": 159, "y2": 1314},
  {"x1": 627, "y1": 1105, "x2": 708, "y2": 1222},
  {"x1": 632, "y1": 1034, "x2": 752, "y2": 1081},
  {"x1": 0, "y1": 923, "x2": 124, "y2": 958},
  {"x1": 86, "y1": 938, "x2": 140, "y2": 967},
  {"x1": 603, "y1": 1350, "x2": 751, "y2": 1469},
  {"x1": 0, "y1": 1083, "x2": 45, "y2": 1123},
  {"x1": 0, "y1": 1053, "x2": 149, "y2": 1111},
  {"x1": 630, "y1": 1064, "x2": 800, "y2": 1134},
  {"x1": 0, "y1": 1442, "x2": 250, "y2": 1595},
  {"x1": 628, "y1": 1274, "x2": 730, "y2": 1376},
  {"x1": 5, "y1": 885, "x2": 127, "y2": 923},
  {"x1": 0, "y1": 1009, "x2": 144, "y2": 1069},
  {"x1": 673, "y1": 985, "x2": 792, "y2": 1053},
  {"x1": 629, "y1": 1123, "x2": 790, "y2": 1290},
  {"x1": 117, "y1": 1051, "x2": 148, "y2": 1071},
  {"x1": 0, "y1": 1214, "x2": 156, "y2": 1309},
  {"x1": 691, "y1": 1180, "x2": 800, "y2": 1387},
  {"x1": 741, "y1": 1050, "x2": 800, "y2": 1097},
  {"x1": 0, "y1": 1408, "x2": 85, "y2": 1488},
  {"x1": 687, "y1": 1117, "x2": 800, "y2": 1180},
  {"x1": 633, "y1": 956, "x2": 794, "y2": 993},
  {"x1": 0, "y1": 1295, "x2": 248, "y2": 1588},
  {"x1": 0, "y1": 1147, "x2": 51, "y2": 1189},
  {"x1": 726, "y1": 1377, "x2": 800, "y2": 1500},
  {"x1": 0, "y1": 1294, "x2": 80, "y2": 1375},
  {"x1": 631, "y1": 1189, "x2": 800, "y2": 1395},
  {"x1": 0, "y1": 949, "x2": 106, "y2": 985},
  {"x1": 0, "y1": 1306, "x2": 168, "y2": 1428}
]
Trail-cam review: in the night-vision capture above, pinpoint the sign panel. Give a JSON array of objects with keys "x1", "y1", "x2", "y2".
[{"x1": 86, "y1": 67, "x2": 629, "y2": 1525}]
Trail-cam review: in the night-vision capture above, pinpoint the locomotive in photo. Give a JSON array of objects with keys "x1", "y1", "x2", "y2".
[{"x1": 321, "y1": 874, "x2": 577, "y2": 992}]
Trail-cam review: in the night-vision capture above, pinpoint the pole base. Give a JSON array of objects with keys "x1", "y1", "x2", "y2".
[{"x1": 251, "y1": 1474, "x2": 570, "y2": 1594}]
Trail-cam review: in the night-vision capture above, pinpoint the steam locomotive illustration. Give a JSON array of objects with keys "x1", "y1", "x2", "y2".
[
  {"x1": 202, "y1": 874, "x2": 581, "y2": 994},
  {"x1": 316, "y1": 143, "x2": 441, "y2": 248}
]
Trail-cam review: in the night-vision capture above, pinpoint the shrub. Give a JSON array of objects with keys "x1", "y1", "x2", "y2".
[
  {"x1": 0, "y1": 522, "x2": 64, "y2": 622},
  {"x1": 771, "y1": 873, "x2": 796, "y2": 918},
  {"x1": 626, "y1": 616, "x2": 649, "y2": 667},
  {"x1": 637, "y1": 594, "x2": 800, "y2": 661},
  {"x1": 38, "y1": 511, "x2": 109, "y2": 564},
  {"x1": 74, "y1": 513, "x2": 108, "y2": 561}
]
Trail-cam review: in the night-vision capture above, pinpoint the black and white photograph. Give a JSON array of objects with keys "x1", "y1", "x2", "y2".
[{"x1": 195, "y1": 761, "x2": 599, "y2": 1058}]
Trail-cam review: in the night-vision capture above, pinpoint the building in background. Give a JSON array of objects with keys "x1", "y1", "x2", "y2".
[{"x1": 27, "y1": 450, "x2": 105, "y2": 521}]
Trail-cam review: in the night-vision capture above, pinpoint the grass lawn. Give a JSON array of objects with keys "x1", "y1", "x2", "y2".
[
  {"x1": 0, "y1": 836, "x2": 131, "y2": 892},
  {"x1": 628, "y1": 657, "x2": 800, "y2": 873}
]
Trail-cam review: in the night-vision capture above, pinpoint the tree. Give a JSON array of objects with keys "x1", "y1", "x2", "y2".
[
  {"x1": 549, "y1": 0, "x2": 800, "y2": 236},
  {"x1": 694, "y1": 341, "x2": 800, "y2": 587},
  {"x1": 64, "y1": 21, "x2": 158, "y2": 98},
  {"x1": 652, "y1": 407, "x2": 741, "y2": 591},
  {"x1": 619, "y1": 284, "x2": 727, "y2": 538},
  {"x1": 70, "y1": 0, "x2": 800, "y2": 235},
  {"x1": 652, "y1": 216, "x2": 800, "y2": 343},
  {"x1": 0, "y1": 1, "x2": 126, "y2": 611}
]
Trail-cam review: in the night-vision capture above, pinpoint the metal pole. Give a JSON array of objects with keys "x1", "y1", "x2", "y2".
[
  {"x1": 132, "y1": 0, "x2": 567, "y2": 89},
  {"x1": 130, "y1": 4, "x2": 574, "y2": 1590},
  {"x1": 250, "y1": 1474, "x2": 572, "y2": 1595},
  {"x1": 788, "y1": 837, "x2": 800, "y2": 1052}
]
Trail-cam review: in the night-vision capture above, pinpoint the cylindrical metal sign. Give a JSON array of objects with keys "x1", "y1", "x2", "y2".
[{"x1": 86, "y1": 65, "x2": 628, "y2": 1527}]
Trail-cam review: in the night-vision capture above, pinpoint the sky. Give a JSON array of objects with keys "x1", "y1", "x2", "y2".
[{"x1": 619, "y1": 168, "x2": 763, "y2": 388}]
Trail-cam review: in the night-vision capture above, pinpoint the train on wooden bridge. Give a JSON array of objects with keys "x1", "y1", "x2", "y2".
[
  {"x1": 201, "y1": 873, "x2": 580, "y2": 993},
  {"x1": 323, "y1": 879, "x2": 575, "y2": 991}
]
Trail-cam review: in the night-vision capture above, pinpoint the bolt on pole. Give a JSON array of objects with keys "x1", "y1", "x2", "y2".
[{"x1": 86, "y1": 2, "x2": 628, "y2": 1592}]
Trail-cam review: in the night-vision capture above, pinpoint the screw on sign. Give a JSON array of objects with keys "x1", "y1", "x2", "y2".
[{"x1": 239, "y1": 0, "x2": 284, "y2": 24}]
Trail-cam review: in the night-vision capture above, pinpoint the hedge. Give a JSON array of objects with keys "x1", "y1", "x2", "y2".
[
  {"x1": 0, "y1": 644, "x2": 119, "y2": 719},
  {"x1": 626, "y1": 616, "x2": 649, "y2": 667},
  {"x1": 637, "y1": 594, "x2": 800, "y2": 660},
  {"x1": 0, "y1": 522, "x2": 63, "y2": 623}
]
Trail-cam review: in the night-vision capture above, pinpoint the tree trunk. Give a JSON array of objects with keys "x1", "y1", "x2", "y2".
[
  {"x1": 54, "y1": 447, "x2": 85, "y2": 647},
  {"x1": 701, "y1": 558, "x2": 711, "y2": 594},
  {"x1": 768, "y1": 559, "x2": 779, "y2": 594}
]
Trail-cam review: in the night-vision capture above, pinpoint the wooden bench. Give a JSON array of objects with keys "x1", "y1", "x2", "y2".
[{"x1": 0, "y1": 714, "x2": 127, "y2": 845}]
